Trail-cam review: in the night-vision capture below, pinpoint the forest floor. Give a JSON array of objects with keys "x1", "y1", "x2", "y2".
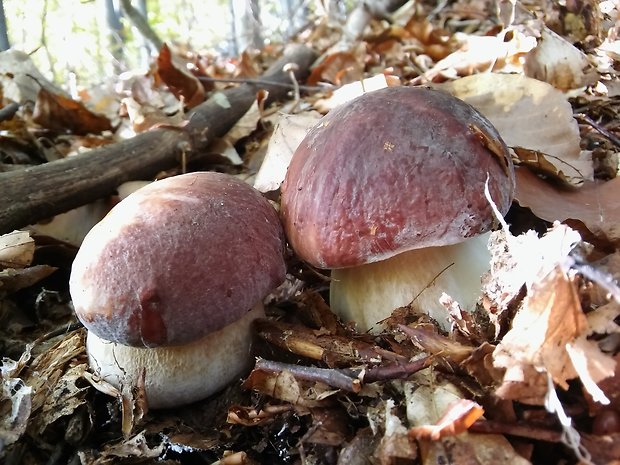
[{"x1": 1, "y1": 0, "x2": 620, "y2": 464}]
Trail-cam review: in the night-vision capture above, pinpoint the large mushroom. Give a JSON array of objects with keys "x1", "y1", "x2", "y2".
[
  {"x1": 280, "y1": 86, "x2": 514, "y2": 332},
  {"x1": 70, "y1": 172, "x2": 286, "y2": 408}
]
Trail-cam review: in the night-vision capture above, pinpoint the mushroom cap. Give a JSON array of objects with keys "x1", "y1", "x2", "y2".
[
  {"x1": 281, "y1": 86, "x2": 515, "y2": 269},
  {"x1": 70, "y1": 172, "x2": 286, "y2": 347}
]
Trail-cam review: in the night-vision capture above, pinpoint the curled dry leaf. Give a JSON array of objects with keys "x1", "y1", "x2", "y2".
[
  {"x1": 438, "y1": 73, "x2": 591, "y2": 183},
  {"x1": 403, "y1": 371, "x2": 530, "y2": 465},
  {"x1": 408, "y1": 399, "x2": 484, "y2": 440},
  {"x1": 515, "y1": 168, "x2": 620, "y2": 247},
  {"x1": 156, "y1": 43, "x2": 206, "y2": 109},
  {"x1": 524, "y1": 26, "x2": 598, "y2": 91}
]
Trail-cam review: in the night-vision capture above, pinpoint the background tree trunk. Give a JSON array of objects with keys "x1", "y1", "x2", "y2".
[
  {"x1": 231, "y1": 0, "x2": 263, "y2": 54},
  {"x1": 102, "y1": 0, "x2": 125, "y2": 74},
  {"x1": 0, "y1": 0, "x2": 9, "y2": 51}
]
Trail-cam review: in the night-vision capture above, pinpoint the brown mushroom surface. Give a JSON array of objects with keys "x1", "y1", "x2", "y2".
[
  {"x1": 70, "y1": 172, "x2": 286, "y2": 408},
  {"x1": 281, "y1": 86, "x2": 515, "y2": 331}
]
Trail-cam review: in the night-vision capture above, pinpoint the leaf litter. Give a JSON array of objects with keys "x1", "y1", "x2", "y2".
[{"x1": 1, "y1": 0, "x2": 620, "y2": 463}]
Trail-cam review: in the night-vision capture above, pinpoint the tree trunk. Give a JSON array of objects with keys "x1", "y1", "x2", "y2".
[
  {"x1": 231, "y1": 0, "x2": 263, "y2": 54},
  {"x1": 0, "y1": 44, "x2": 317, "y2": 235},
  {"x1": 0, "y1": 0, "x2": 9, "y2": 51},
  {"x1": 102, "y1": 0, "x2": 125, "y2": 74}
]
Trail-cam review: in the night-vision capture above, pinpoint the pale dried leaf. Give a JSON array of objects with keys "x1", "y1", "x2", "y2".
[
  {"x1": 422, "y1": 32, "x2": 536, "y2": 80},
  {"x1": 524, "y1": 27, "x2": 598, "y2": 91},
  {"x1": 0, "y1": 230, "x2": 34, "y2": 269},
  {"x1": 587, "y1": 302, "x2": 620, "y2": 335},
  {"x1": 494, "y1": 266, "x2": 588, "y2": 395},
  {"x1": 566, "y1": 336, "x2": 616, "y2": 404},
  {"x1": 313, "y1": 74, "x2": 393, "y2": 113},
  {"x1": 438, "y1": 73, "x2": 592, "y2": 182},
  {"x1": 253, "y1": 110, "x2": 322, "y2": 193}
]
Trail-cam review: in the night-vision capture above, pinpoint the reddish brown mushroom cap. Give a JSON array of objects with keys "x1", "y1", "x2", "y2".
[
  {"x1": 70, "y1": 172, "x2": 286, "y2": 348},
  {"x1": 281, "y1": 86, "x2": 515, "y2": 269}
]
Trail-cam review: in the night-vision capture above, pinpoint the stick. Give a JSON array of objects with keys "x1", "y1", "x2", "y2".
[{"x1": 0, "y1": 44, "x2": 317, "y2": 235}]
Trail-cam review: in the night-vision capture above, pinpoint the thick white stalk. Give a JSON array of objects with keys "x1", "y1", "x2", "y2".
[
  {"x1": 86, "y1": 303, "x2": 264, "y2": 409},
  {"x1": 330, "y1": 233, "x2": 492, "y2": 332}
]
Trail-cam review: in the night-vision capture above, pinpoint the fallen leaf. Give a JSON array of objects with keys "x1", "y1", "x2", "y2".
[
  {"x1": 524, "y1": 26, "x2": 598, "y2": 91},
  {"x1": 0, "y1": 230, "x2": 34, "y2": 269},
  {"x1": 408, "y1": 399, "x2": 484, "y2": 440},
  {"x1": 156, "y1": 43, "x2": 205, "y2": 108},
  {"x1": 438, "y1": 73, "x2": 591, "y2": 183},
  {"x1": 253, "y1": 110, "x2": 322, "y2": 193},
  {"x1": 403, "y1": 371, "x2": 531, "y2": 464},
  {"x1": 313, "y1": 73, "x2": 395, "y2": 113},
  {"x1": 0, "y1": 265, "x2": 57, "y2": 294},
  {"x1": 307, "y1": 47, "x2": 365, "y2": 86},
  {"x1": 32, "y1": 87, "x2": 113, "y2": 135},
  {"x1": 515, "y1": 168, "x2": 620, "y2": 247},
  {"x1": 493, "y1": 265, "x2": 614, "y2": 403}
]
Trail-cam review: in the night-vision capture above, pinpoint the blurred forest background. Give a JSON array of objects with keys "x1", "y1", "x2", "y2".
[{"x1": 0, "y1": 0, "x2": 337, "y2": 87}]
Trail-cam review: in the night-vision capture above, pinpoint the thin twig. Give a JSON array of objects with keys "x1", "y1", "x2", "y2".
[
  {"x1": 254, "y1": 358, "x2": 362, "y2": 393},
  {"x1": 576, "y1": 113, "x2": 620, "y2": 148}
]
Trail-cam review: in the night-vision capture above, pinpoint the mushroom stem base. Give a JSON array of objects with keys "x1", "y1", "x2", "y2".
[
  {"x1": 86, "y1": 303, "x2": 264, "y2": 409},
  {"x1": 329, "y1": 233, "x2": 492, "y2": 332}
]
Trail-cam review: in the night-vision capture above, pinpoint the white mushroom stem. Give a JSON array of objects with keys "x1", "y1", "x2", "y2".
[
  {"x1": 329, "y1": 233, "x2": 492, "y2": 332},
  {"x1": 86, "y1": 303, "x2": 264, "y2": 409}
]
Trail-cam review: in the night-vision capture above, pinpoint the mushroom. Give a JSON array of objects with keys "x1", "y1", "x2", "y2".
[
  {"x1": 280, "y1": 86, "x2": 515, "y2": 332},
  {"x1": 70, "y1": 172, "x2": 286, "y2": 408}
]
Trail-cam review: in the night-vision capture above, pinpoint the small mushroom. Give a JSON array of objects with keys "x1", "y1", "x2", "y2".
[
  {"x1": 70, "y1": 172, "x2": 286, "y2": 408},
  {"x1": 280, "y1": 86, "x2": 515, "y2": 332}
]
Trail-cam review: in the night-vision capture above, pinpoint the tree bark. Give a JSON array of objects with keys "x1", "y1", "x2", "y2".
[
  {"x1": 103, "y1": 0, "x2": 125, "y2": 74},
  {"x1": 0, "y1": 0, "x2": 9, "y2": 51},
  {"x1": 231, "y1": 0, "x2": 263, "y2": 54},
  {"x1": 0, "y1": 44, "x2": 317, "y2": 235}
]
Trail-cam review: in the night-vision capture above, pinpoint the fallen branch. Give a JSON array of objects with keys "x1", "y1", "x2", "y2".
[{"x1": 0, "y1": 44, "x2": 317, "y2": 235}]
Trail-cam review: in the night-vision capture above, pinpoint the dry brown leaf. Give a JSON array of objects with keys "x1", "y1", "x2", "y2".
[
  {"x1": 156, "y1": 43, "x2": 206, "y2": 108},
  {"x1": 438, "y1": 73, "x2": 591, "y2": 183},
  {"x1": 307, "y1": 47, "x2": 365, "y2": 86},
  {"x1": 515, "y1": 168, "x2": 620, "y2": 247},
  {"x1": 32, "y1": 87, "x2": 113, "y2": 135}
]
